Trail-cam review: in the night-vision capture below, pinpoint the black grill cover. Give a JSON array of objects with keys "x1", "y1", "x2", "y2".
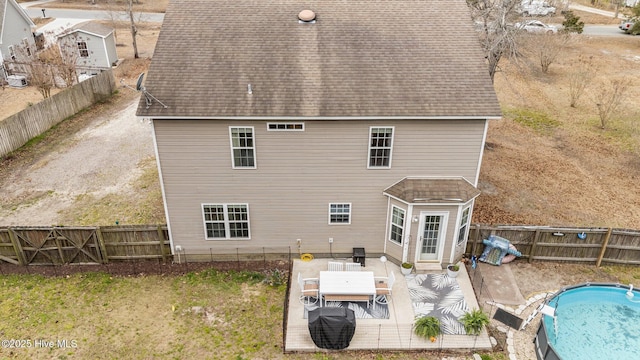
[{"x1": 308, "y1": 307, "x2": 356, "y2": 349}]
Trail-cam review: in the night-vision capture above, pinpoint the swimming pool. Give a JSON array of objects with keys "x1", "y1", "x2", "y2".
[{"x1": 534, "y1": 283, "x2": 640, "y2": 360}]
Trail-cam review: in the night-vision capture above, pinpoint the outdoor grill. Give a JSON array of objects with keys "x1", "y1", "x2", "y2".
[
  {"x1": 307, "y1": 307, "x2": 356, "y2": 349},
  {"x1": 352, "y1": 247, "x2": 365, "y2": 267}
]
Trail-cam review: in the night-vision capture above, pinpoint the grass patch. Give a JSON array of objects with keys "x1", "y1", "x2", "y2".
[
  {"x1": 0, "y1": 270, "x2": 285, "y2": 359},
  {"x1": 59, "y1": 157, "x2": 165, "y2": 225},
  {"x1": 601, "y1": 265, "x2": 640, "y2": 285},
  {"x1": 504, "y1": 107, "x2": 561, "y2": 135},
  {"x1": 0, "y1": 268, "x2": 517, "y2": 359}
]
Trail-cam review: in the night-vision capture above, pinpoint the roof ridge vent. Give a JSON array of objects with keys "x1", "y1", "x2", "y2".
[{"x1": 298, "y1": 9, "x2": 316, "y2": 23}]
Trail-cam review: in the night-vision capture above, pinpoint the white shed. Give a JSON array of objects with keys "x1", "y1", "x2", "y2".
[{"x1": 57, "y1": 21, "x2": 118, "y2": 71}]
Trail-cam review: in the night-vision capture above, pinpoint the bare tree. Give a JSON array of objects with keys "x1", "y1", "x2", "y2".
[
  {"x1": 5, "y1": 43, "x2": 54, "y2": 98},
  {"x1": 535, "y1": 33, "x2": 571, "y2": 73},
  {"x1": 29, "y1": 62, "x2": 55, "y2": 98},
  {"x1": 54, "y1": 35, "x2": 81, "y2": 87},
  {"x1": 568, "y1": 55, "x2": 594, "y2": 108},
  {"x1": 129, "y1": 0, "x2": 139, "y2": 59},
  {"x1": 467, "y1": 0, "x2": 521, "y2": 82},
  {"x1": 594, "y1": 79, "x2": 629, "y2": 129},
  {"x1": 101, "y1": 0, "x2": 141, "y2": 57}
]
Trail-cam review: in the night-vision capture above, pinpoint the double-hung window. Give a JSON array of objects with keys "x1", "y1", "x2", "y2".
[
  {"x1": 329, "y1": 203, "x2": 351, "y2": 224},
  {"x1": 202, "y1": 204, "x2": 250, "y2": 239},
  {"x1": 389, "y1": 206, "x2": 405, "y2": 245},
  {"x1": 77, "y1": 41, "x2": 89, "y2": 57},
  {"x1": 456, "y1": 207, "x2": 471, "y2": 245},
  {"x1": 368, "y1": 127, "x2": 394, "y2": 168},
  {"x1": 229, "y1": 127, "x2": 256, "y2": 168}
]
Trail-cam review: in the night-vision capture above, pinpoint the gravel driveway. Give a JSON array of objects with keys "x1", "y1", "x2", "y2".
[{"x1": 0, "y1": 95, "x2": 155, "y2": 226}]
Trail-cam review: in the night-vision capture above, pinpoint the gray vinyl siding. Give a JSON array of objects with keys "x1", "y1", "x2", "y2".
[
  {"x1": 104, "y1": 33, "x2": 117, "y2": 67},
  {"x1": 1, "y1": 3, "x2": 34, "y2": 62},
  {"x1": 64, "y1": 33, "x2": 112, "y2": 70},
  {"x1": 384, "y1": 198, "x2": 407, "y2": 263},
  {"x1": 154, "y1": 119, "x2": 486, "y2": 255},
  {"x1": 82, "y1": 34, "x2": 108, "y2": 69}
]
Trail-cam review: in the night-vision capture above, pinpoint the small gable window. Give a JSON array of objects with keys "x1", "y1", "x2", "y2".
[
  {"x1": 77, "y1": 41, "x2": 89, "y2": 57},
  {"x1": 267, "y1": 123, "x2": 304, "y2": 131}
]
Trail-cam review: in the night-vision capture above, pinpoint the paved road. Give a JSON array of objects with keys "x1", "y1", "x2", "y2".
[
  {"x1": 21, "y1": 0, "x2": 164, "y2": 23},
  {"x1": 583, "y1": 24, "x2": 632, "y2": 36},
  {"x1": 568, "y1": 3, "x2": 624, "y2": 19}
]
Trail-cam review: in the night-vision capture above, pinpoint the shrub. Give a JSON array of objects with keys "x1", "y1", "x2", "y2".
[
  {"x1": 460, "y1": 309, "x2": 490, "y2": 335},
  {"x1": 414, "y1": 315, "x2": 441, "y2": 339},
  {"x1": 561, "y1": 10, "x2": 584, "y2": 34}
]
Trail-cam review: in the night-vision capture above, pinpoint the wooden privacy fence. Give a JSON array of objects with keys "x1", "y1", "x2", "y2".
[
  {"x1": 466, "y1": 225, "x2": 640, "y2": 266},
  {"x1": 1, "y1": 224, "x2": 639, "y2": 266},
  {"x1": 0, "y1": 70, "x2": 115, "y2": 157},
  {"x1": 0, "y1": 225, "x2": 170, "y2": 265}
]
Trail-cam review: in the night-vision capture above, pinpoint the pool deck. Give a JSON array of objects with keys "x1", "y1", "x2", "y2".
[{"x1": 285, "y1": 257, "x2": 492, "y2": 352}]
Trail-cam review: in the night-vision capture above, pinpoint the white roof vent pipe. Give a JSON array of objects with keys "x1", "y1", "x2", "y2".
[{"x1": 298, "y1": 9, "x2": 316, "y2": 23}]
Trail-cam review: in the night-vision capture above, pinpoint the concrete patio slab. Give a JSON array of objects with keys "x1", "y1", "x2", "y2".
[
  {"x1": 475, "y1": 263, "x2": 525, "y2": 306},
  {"x1": 285, "y1": 257, "x2": 492, "y2": 352}
]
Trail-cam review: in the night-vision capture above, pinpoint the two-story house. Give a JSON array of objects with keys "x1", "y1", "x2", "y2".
[
  {"x1": 0, "y1": 0, "x2": 36, "y2": 79},
  {"x1": 136, "y1": 0, "x2": 501, "y2": 270}
]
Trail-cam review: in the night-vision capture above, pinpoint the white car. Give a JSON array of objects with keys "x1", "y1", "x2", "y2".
[{"x1": 515, "y1": 20, "x2": 558, "y2": 34}]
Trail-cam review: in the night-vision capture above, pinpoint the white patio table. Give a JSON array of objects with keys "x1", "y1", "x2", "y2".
[{"x1": 319, "y1": 271, "x2": 376, "y2": 307}]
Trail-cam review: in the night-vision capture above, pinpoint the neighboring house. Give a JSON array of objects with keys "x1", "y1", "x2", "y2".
[
  {"x1": 136, "y1": 0, "x2": 502, "y2": 270},
  {"x1": 57, "y1": 21, "x2": 118, "y2": 74},
  {"x1": 0, "y1": 0, "x2": 36, "y2": 78}
]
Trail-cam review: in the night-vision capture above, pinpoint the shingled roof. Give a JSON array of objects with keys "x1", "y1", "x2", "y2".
[
  {"x1": 137, "y1": 0, "x2": 501, "y2": 119},
  {"x1": 383, "y1": 178, "x2": 481, "y2": 204},
  {"x1": 67, "y1": 21, "x2": 114, "y2": 38}
]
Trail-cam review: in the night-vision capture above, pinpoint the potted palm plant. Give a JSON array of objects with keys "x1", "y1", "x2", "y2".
[
  {"x1": 460, "y1": 308, "x2": 489, "y2": 335},
  {"x1": 400, "y1": 262, "x2": 413, "y2": 275},
  {"x1": 446, "y1": 263, "x2": 460, "y2": 278},
  {"x1": 413, "y1": 315, "x2": 441, "y2": 342}
]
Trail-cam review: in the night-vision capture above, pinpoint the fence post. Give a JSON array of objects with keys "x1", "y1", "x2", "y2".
[
  {"x1": 596, "y1": 228, "x2": 613, "y2": 267},
  {"x1": 52, "y1": 228, "x2": 66, "y2": 264},
  {"x1": 157, "y1": 225, "x2": 168, "y2": 263},
  {"x1": 528, "y1": 229, "x2": 541, "y2": 263},
  {"x1": 470, "y1": 224, "x2": 481, "y2": 256},
  {"x1": 7, "y1": 227, "x2": 26, "y2": 265},
  {"x1": 95, "y1": 226, "x2": 109, "y2": 264}
]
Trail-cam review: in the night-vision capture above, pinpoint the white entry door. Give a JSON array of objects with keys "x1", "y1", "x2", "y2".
[{"x1": 417, "y1": 212, "x2": 447, "y2": 261}]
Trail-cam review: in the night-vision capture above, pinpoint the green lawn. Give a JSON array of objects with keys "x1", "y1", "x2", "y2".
[{"x1": 0, "y1": 268, "x2": 509, "y2": 360}]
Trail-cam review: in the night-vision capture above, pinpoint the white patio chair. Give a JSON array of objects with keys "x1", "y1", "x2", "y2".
[
  {"x1": 345, "y1": 262, "x2": 362, "y2": 271},
  {"x1": 297, "y1": 272, "x2": 319, "y2": 305},
  {"x1": 374, "y1": 271, "x2": 396, "y2": 305},
  {"x1": 327, "y1": 261, "x2": 344, "y2": 271}
]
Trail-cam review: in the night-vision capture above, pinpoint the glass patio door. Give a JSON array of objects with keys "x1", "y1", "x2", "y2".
[{"x1": 418, "y1": 214, "x2": 444, "y2": 261}]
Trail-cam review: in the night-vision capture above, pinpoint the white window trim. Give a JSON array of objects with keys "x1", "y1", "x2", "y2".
[
  {"x1": 202, "y1": 203, "x2": 251, "y2": 240},
  {"x1": 456, "y1": 206, "x2": 471, "y2": 246},
  {"x1": 328, "y1": 203, "x2": 352, "y2": 225},
  {"x1": 77, "y1": 41, "x2": 89, "y2": 58},
  {"x1": 367, "y1": 126, "x2": 394, "y2": 169},
  {"x1": 266, "y1": 122, "x2": 305, "y2": 131},
  {"x1": 229, "y1": 126, "x2": 257, "y2": 169},
  {"x1": 389, "y1": 205, "x2": 405, "y2": 245}
]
